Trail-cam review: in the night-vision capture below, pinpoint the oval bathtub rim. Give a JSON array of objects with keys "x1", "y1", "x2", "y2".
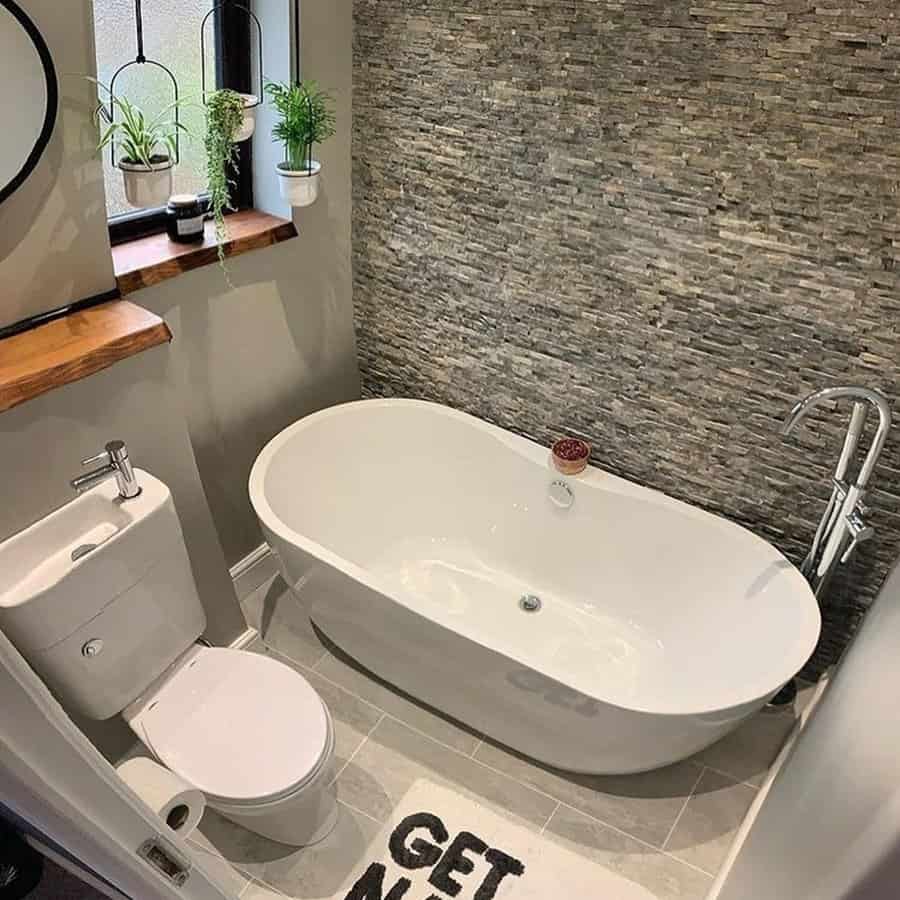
[{"x1": 248, "y1": 398, "x2": 822, "y2": 718}]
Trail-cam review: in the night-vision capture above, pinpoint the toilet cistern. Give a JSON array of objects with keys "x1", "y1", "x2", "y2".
[
  {"x1": 0, "y1": 468, "x2": 339, "y2": 847},
  {"x1": 71, "y1": 439, "x2": 141, "y2": 500}
]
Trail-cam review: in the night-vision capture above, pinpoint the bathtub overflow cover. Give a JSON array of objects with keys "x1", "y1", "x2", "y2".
[{"x1": 519, "y1": 594, "x2": 542, "y2": 613}]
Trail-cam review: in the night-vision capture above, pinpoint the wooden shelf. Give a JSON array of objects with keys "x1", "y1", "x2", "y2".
[
  {"x1": 112, "y1": 209, "x2": 297, "y2": 295},
  {"x1": 0, "y1": 301, "x2": 171, "y2": 413}
]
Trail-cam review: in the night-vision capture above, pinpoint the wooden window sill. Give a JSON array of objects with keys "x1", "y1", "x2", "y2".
[
  {"x1": 112, "y1": 209, "x2": 298, "y2": 295},
  {"x1": 0, "y1": 301, "x2": 171, "y2": 414}
]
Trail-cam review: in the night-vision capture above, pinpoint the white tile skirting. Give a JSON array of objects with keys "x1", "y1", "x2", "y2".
[{"x1": 229, "y1": 543, "x2": 277, "y2": 649}]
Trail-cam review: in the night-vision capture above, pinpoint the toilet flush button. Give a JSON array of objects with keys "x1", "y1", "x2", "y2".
[{"x1": 82, "y1": 639, "x2": 104, "y2": 658}]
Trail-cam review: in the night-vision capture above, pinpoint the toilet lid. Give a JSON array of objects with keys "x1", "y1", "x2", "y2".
[{"x1": 134, "y1": 648, "x2": 330, "y2": 803}]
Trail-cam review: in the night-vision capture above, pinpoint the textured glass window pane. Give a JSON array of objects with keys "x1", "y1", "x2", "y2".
[{"x1": 92, "y1": 0, "x2": 216, "y2": 217}]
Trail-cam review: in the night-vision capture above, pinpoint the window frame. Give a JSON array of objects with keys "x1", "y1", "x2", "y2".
[{"x1": 105, "y1": 3, "x2": 254, "y2": 246}]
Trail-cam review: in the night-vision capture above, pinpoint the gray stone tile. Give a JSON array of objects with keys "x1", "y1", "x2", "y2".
[
  {"x1": 198, "y1": 802, "x2": 380, "y2": 899},
  {"x1": 474, "y1": 739, "x2": 703, "y2": 847},
  {"x1": 336, "y1": 716, "x2": 557, "y2": 831},
  {"x1": 545, "y1": 804, "x2": 713, "y2": 900},
  {"x1": 187, "y1": 833, "x2": 251, "y2": 896},
  {"x1": 247, "y1": 641, "x2": 383, "y2": 773},
  {"x1": 353, "y1": 1, "x2": 900, "y2": 678},
  {"x1": 314, "y1": 649, "x2": 482, "y2": 756},
  {"x1": 242, "y1": 576, "x2": 327, "y2": 668},
  {"x1": 665, "y1": 769, "x2": 757, "y2": 876},
  {"x1": 693, "y1": 705, "x2": 800, "y2": 786}
]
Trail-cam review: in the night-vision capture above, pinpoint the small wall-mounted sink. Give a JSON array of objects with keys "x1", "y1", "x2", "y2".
[{"x1": 0, "y1": 471, "x2": 177, "y2": 653}]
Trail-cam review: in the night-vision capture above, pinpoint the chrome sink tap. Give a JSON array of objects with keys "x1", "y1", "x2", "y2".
[
  {"x1": 71, "y1": 440, "x2": 141, "y2": 500},
  {"x1": 782, "y1": 386, "x2": 892, "y2": 596}
]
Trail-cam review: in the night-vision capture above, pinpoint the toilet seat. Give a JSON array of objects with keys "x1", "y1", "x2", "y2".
[{"x1": 127, "y1": 647, "x2": 331, "y2": 804}]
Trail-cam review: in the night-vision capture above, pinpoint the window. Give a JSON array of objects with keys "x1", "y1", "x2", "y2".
[{"x1": 91, "y1": 0, "x2": 253, "y2": 243}]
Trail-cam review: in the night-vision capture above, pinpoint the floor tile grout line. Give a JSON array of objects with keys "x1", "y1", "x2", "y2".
[
  {"x1": 379, "y1": 712, "x2": 504, "y2": 777},
  {"x1": 187, "y1": 836, "x2": 237, "y2": 868},
  {"x1": 330, "y1": 712, "x2": 387, "y2": 787},
  {"x1": 700, "y1": 761, "x2": 764, "y2": 791},
  {"x1": 539, "y1": 800, "x2": 561, "y2": 835},
  {"x1": 260, "y1": 639, "x2": 485, "y2": 757},
  {"x1": 262, "y1": 642, "x2": 385, "y2": 718},
  {"x1": 337, "y1": 797, "x2": 386, "y2": 826},
  {"x1": 247, "y1": 803, "x2": 385, "y2": 898},
  {"x1": 554, "y1": 799, "x2": 680, "y2": 860},
  {"x1": 376, "y1": 711, "x2": 702, "y2": 856},
  {"x1": 661, "y1": 765, "x2": 708, "y2": 852},
  {"x1": 374, "y1": 713, "x2": 688, "y2": 852},
  {"x1": 470, "y1": 737, "x2": 484, "y2": 758},
  {"x1": 258, "y1": 638, "x2": 720, "y2": 873},
  {"x1": 552, "y1": 799, "x2": 715, "y2": 879},
  {"x1": 242, "y1": 877, "x2": 291, "y2": 898},
  {"x1": 201, "y1": 738, "x2": 713, "y2": 892}
]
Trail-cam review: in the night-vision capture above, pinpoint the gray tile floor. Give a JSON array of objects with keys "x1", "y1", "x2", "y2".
[{"x1": 190, "y1": 576, "x2": 813, "y2": 900}]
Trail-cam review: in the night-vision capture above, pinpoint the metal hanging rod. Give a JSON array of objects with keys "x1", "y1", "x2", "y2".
[
  {"x1": 97, "y1": 0, "x2": 181, "y2": 167},
  {"x1": 134, "y1": 0, "x2": 145, "y2": 62},
  {"x1": 199, "y1": 1, "x2": 264, "y2": 108}
]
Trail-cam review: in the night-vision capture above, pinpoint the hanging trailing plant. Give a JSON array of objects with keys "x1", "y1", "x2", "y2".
[{"x1": 204, "y1": 88, "x2": 245, "y2": 266}]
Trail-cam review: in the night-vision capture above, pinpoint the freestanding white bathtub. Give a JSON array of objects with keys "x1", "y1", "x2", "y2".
[{"x1": 249, "y1": 400, "x2": 821, "y2": 774}]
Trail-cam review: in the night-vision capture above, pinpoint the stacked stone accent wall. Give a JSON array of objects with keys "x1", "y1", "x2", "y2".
[{"x1": 352, "y1": 0, "x2": 900, "y2": 673}]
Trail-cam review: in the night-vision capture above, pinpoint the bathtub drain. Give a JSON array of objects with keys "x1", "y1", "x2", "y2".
[{"x1": 519, "y1": 594, "x2": 542, "y2": 613}]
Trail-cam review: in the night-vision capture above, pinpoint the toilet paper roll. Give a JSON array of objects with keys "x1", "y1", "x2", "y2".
[{"x1": 116, "y1": 757, "x2": 205, "y2": 838}]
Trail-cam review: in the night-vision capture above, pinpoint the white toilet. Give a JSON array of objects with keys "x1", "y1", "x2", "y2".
[
  {"x1": 123, "y1": 645, "x2": 338, "y2": 846},
  {"x1": 0, "y1": 470, "x2": 338, "y2": 847}
]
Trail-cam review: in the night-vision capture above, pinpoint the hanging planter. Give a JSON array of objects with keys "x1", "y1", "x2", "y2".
[
  {"x1": 92, "y1": 0, "x2": 183, "y2": 210},
  {"x1": 120, "y1": 157, "x2": 174, "y2": 208},
  {"x1": 265, "y1": 80, "x2": 335, "y2": 209},
  {"x1": 92, "y1": 86, "x2": 185, "y2": 210},
  {"x1": 200, "y1": 3, "x2": 263, "y2": 144},
  {"x1": 234, "y1": 93, "x2": 258, "y2": 142},
  {"x1": 276, "y1": 159, "x2": 321, "y2": 207}
]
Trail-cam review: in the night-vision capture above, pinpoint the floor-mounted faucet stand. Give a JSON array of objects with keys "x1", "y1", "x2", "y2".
[
  {"x1": 769, "y1": 386, "x2": 891, "y2": 707},
  {"x1": 782, "y1": 386, "x2": 892, "y2": 599}
]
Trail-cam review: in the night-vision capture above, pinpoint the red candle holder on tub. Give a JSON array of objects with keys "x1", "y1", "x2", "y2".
[{"x1": 551, "y1": 438, "x2": 591, "y2": 476}]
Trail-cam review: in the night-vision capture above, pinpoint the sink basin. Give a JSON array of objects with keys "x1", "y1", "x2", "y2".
[{"x1": 0, "y1": 471, "x2": 178, "y2": 652}]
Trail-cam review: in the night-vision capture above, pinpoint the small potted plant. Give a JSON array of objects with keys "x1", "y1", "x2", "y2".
[
  {"x1": 93, "y1": 83, "x2": 185, "y2": 209},
  {"x1": 265, "y1": 80, "x2": 336, "y2": 208},
  {"x1": 204, "y1": 89, "x2": 245, "y2": 258}
]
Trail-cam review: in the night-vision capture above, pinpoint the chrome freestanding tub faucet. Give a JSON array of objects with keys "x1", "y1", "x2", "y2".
[{"x1": 782, "y1": 386, "x2": 892, "y2": 597}]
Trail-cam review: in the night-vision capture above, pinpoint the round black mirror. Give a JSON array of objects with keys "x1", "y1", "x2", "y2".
[{"x1": 0, "y1": 1, "x2": 57, "y2": 205}]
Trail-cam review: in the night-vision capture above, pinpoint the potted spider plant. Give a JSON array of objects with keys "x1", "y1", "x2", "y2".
[
  {"x1": 265, "y1": 80, "x2": 336, "y2": 208},
  {"x1": 92, "y1": 82, "x2": 186, "y2": 209}
]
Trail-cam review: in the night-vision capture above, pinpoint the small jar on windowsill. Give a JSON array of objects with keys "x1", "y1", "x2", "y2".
[{"x1": 165, "y1": 194, "x2": 205, "y2": 244}]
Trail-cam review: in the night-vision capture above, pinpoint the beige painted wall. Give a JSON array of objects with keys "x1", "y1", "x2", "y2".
[
  {"x1": 0, "y1": 0, "x2": 358, "y2": 676},
  {"x1": 0, "y1": 347, "x2": 247, "y2": 761},
  {"x1": 0, "y1": 0, "x2": 114, "y2": 329},
  {"x1": 136, "y1": 0, "x2": 360, "y2": 566},
  {"x1": 0, "y1": 347, "x2": 244, "y2": 647}
]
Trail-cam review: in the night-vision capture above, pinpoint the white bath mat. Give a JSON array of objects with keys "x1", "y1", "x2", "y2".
[{"x1": 335, "y1": 780, "x2": 657, "y2": 899}]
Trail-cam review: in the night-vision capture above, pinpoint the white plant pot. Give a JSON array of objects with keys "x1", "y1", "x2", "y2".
[
  {"x1": 276, "y1": 160, "x2": 321, "y2": 208},
  {"x1": 119, "y1": 159, "x2": 174, "y2": 209},
  {"x1": 234, "y1": 94, "x2": 258, "y2": 142}
]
